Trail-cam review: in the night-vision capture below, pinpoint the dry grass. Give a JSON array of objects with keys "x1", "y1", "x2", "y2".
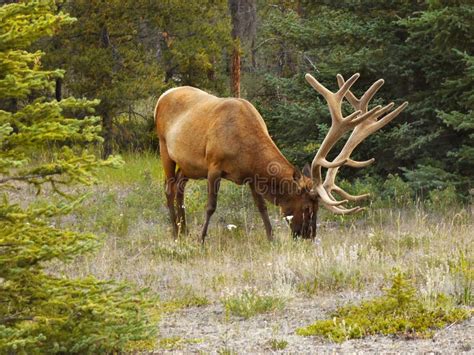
[{"x1": 49, "y1": 153, "x2": 472, "y2": 311}]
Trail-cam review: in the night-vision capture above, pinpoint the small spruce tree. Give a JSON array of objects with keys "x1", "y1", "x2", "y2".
[{"x1": 0, "y1": 1, "x2": 156, "y2": 353}]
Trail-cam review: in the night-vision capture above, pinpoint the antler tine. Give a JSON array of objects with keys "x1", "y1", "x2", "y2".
[
  {"x1": 337, "y1": 75, "x2": 385, "y2": 112},
  {"x1": 305, "y1": 73, "x2": 364, "y2": 207},
  {"x1": 325, "y1": 204, "x2": 366, "y2": 215},
  {"x1": 323, "y1": 75, "x2": 408, "y2": 202}
]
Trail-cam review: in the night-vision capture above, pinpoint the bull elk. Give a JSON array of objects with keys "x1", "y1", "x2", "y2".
[{"x1": 155, "y1": 73, "x2": 407, "y2": 242}]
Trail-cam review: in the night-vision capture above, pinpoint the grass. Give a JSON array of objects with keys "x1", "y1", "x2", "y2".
[
  {"x1": 57, "y1": 153, "x2": 473, "y2": 301},
  {"x1": 296, "y1": 273, "x2": 471, "y2": 342},
  {"x1": 223, "y1": 290, "x2": 285, "y2": 319},
  {"x1": 157, "y1": 336, "x2": 202, "y2": 350},
  {"x1": 268, "y1": 338, "x2": 289, "y2": 350},
  {"x1": 161, "y1": 285, "x2": 210, "y2": 313},
  {"x1": 35, "y1": 152, "x2": 472, "y2": 348},
  {"x1": 96, "y1": 151, "x2": 164, "y2": 185}
]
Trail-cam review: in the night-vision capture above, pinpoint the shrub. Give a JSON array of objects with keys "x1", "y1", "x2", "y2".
[
  {"x1": 297, "y1": 273, "x2": 471, "y2": 342},
  {"x1": 223, "y1": 290, "x2": 285, "y2": 319},
  {"x1": 429, "y1": 185, "x2": 460, "y2": 210},
  {"x1": 382, "y1": 174, "x2": 414, "y2": 207}
]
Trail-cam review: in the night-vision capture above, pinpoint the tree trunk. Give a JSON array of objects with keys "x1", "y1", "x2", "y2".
[
  {"x1": 228, "y1": 0, "x2": 256, "y2": 98},
  {"x1": 231, "y1": 41, "x2": 241, "y2": 98},
  {"x1": 102, "y1": 110, "x2": 113, "y2": 159},
  {"x1": 100, "y1": 25, "x2": 113, "y2": 158},
  {"x1": 55, "y1": 78, "x2": 62, "y2": 101}
]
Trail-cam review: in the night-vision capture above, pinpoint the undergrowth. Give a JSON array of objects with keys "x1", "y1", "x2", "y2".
[
  {"x1": 223, "y1": 290, "x2": 285, "y2": 319},
  {"x1": 297, "y1": 273, "x2": 471, "y2": 343}
]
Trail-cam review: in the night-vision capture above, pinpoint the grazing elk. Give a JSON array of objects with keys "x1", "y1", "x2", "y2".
[{"x1": 155, "y1": 73, "x2": 407, "y2": 242}]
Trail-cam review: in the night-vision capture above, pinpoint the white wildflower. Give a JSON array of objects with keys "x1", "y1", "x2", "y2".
[{"x1": 226, "y1": 224, "x2": 237, "y2": 231}]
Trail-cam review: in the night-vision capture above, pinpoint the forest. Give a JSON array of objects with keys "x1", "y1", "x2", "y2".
[{"x1": 1, "y1": 0, "x2": 473, "y2": 353}]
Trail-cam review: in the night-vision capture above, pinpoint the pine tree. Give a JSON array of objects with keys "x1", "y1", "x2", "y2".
[
  {"x1": 43, "y1": 0, "x2": 165, "y2": 158},
  {"x1": 252, "y1": 1, "x2": 473, "y2": 193},
  {"x1": 0, "y1": 2, "x2": 156, "y2": 352},
  {"x1": 400, "y1": 1, "x2": 474, "y2": 190},
  {"x1": 44, "y1": 0, "x2": 231, "y2": 157}
]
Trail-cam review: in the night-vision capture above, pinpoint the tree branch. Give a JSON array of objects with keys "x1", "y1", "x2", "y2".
[{"x1": 0, "y1": 173, "x2": 60, "y2": 185}]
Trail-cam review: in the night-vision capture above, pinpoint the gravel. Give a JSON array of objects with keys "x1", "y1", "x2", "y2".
[{"x1": 158, "y1": 297, "x2": 473, "y2": 354}]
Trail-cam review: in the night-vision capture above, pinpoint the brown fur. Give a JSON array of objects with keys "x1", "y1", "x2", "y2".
[{"x1": 155, "y1": 87, "x2": 317, "y2": 242}]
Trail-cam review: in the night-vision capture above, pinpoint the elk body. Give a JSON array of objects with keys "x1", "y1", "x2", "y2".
[{"x1": 155, "y1": 74, "x2": 407, "y2": 242}]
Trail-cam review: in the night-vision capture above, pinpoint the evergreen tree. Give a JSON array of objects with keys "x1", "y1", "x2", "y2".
[
  {"x1": 400, "y1": 1, "x2": 474, "y2": 190},
  {"x1": 154, "y1": 0, "x2": 232, "y2": 93},
  {"x1": 0, "y1": 2, "x2": 156, "y2": 352},
  {"x1": 43, "y1": 0, "x2": 165, "y2": 158},
  {"x1": 251, "y1": 1, "x2": 473, "y2": 193}
]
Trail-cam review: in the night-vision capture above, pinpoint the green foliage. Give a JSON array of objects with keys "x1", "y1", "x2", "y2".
[
  {"x1": 253, "y1": 1, "x2": 473, "y2": 196},
  {"x1": 428, "y1": 185, "x2": 459, "y2": 209},
  {"x1": 43, "y1": 0, "x2": 231, "y2": 155},
  {"x1": 0, "y1": 2, "x2": 156, "y2": 353},
  {"x1": 449, "y1": 250, "x2": 473, "y2": 306},
  {"x1": 161, "y1": 286, "x2": 209, "y2": 313},
  {"x1": 268, "y1": 338, "x2": 288, "y2": 350},
  {"x1": 298, "y1": 269, "x2": 364, "y2": 295},
  {"x1": 296, "y1": 273, "x2": 471, "y2": 343},
  {"x1": 223, "y1": 290, "x2": 285, "y2": 319},
  {"x1": 157, "y1": 336, "x2": 202, "y2": 350},
  {"x1": 154, "y1": 0, "x2": 232, "y2": 91},
  {"x1": 0, "y1": 276, "x2": 158, "y2": 353},
  {"x1": 382, "y1": 174, "x2": 414, "y2": 207}
]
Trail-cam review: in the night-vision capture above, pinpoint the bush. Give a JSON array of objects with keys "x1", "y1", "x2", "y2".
[
  {"x1": 429, "y1": 185, "x2": 460, "y2": 210},
  {"x1": 382, "y1": 174, "x2": 414, "y2": 207},
  {"x1": 297, "y1": 273, "x2": 471, "y2": 342},
  {"x1": 223, "y1": 290, "x2": 285, "y2": 319}
]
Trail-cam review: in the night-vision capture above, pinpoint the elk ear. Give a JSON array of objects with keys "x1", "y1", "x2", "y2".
[
  {"x1": 293, "y1": 168, "x2": 302, "y2": 181},
  {"x1": 302, "y1": 163, "x2": 311, "y2": 178}
]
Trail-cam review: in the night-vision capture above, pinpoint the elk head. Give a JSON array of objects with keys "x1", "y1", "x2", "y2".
[{"x1": 285, "y1": 73, "x2": 408, "y2": 239}]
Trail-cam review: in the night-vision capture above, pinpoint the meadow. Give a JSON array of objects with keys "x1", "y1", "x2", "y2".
[{"x1": 39, "y1": 152, "x2": 473, "y2": 352}]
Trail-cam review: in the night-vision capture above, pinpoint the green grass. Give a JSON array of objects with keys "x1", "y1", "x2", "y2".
[
  {"x1": 161, "y1": 286, "x2": 210, "y2": 313},
  {"x1": 157, "y1": 336, "x2": 202, "y2": 350},
  {"x1": 268, "y1": 338, "x2": 288, "y2": 350},
  {"x1": 223, "y1": 290, "x2": 285, "y2": 319},
  {"x1": 96, "y1": 151, "x2": 163, "y2": 185},
  {"x1": 296, "y1": 272, "x2": 471, "y2": 342}
]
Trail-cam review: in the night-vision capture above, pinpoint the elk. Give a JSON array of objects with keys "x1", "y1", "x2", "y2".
[{"x1": 155, "y1": 73, "x2": 407, "y2": 242}]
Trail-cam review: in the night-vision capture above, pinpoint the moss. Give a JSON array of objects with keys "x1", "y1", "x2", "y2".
[{"x1": 297, "y1": 273, "x2": 472, "y2": 343}]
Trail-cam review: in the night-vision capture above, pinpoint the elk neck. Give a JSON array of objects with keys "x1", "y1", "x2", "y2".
[{"x1": 250, "y1": 146, "x2": 303, "y2": 207}]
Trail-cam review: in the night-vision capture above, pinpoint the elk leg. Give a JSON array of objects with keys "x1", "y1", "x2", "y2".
[
  {"x1": 250, "y1": 184, "x2": 273, "y2": 241},
  {"x1": 201, "y1": 170, "x2": 221, "y2": 243},
  {"x1": 160, "y1": 141, "x2": 178, "y2": 238},
  {"x1": 176, "y1": 169, "x2": 188, "y2": 235},
  {"x1": 311, "y1": 202, "x2": 319, "y2": 240}
]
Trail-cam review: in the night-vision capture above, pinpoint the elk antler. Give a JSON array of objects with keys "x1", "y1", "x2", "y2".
[
  {"x1": 305, "y1": 73, "x2": 385, "y2": 213},
  {"x1": 323, "y1": 74, "x2": 408, "y2": 204}
]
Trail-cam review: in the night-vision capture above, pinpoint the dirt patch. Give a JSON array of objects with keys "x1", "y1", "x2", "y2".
[{"x1": 158, "y1": 297, "x2": 473, "y2": 353}]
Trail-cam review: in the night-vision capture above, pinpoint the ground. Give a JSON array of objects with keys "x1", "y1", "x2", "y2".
[
  {"x1": 15, "y1": 153, "x2": 472, "y2": 353},
  {"x1": 160, "y1": 299, "x2": 473, "y2": 353}
]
